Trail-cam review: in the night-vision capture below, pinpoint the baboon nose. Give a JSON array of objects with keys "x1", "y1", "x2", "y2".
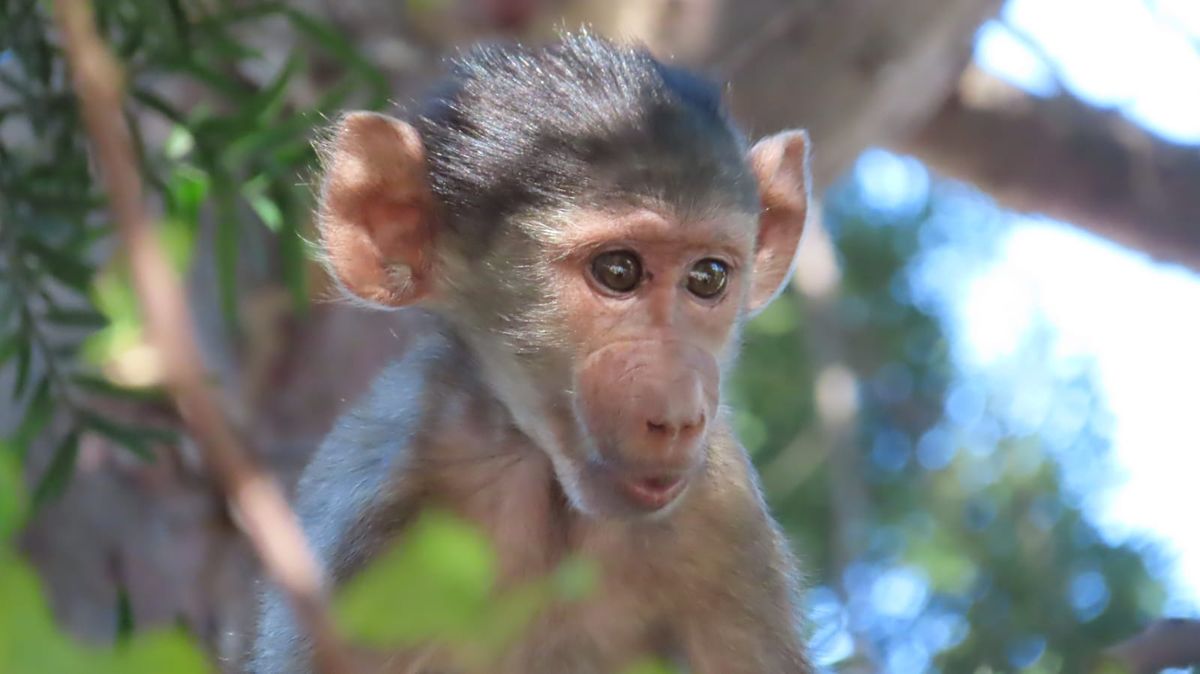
[{"x1": 644, "y1": 412, "x2": 706, "y2": 442}]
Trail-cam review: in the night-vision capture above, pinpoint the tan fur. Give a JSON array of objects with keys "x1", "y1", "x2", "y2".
[{"x1": 303, "y1": 335, "x2": 809, "y2": 674}]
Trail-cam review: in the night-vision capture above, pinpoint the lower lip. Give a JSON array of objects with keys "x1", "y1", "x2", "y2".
[{"x1": 620, "y1": 476, "x2": 687, "y2": 510}]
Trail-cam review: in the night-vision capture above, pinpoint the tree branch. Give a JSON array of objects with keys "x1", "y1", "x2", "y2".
[
  {"x1": 895, "y1": 68, "x2": 1200, "y2": 272},
  {"x1": 1104, "y1": 618, "x2": 1200, "y2": 674},
  {"x1": 712, "y1": 0, "x2": 1003, "y2": 185},
  {"x1": 52, "y1": 1, "x2": 352, "y2": 672}
]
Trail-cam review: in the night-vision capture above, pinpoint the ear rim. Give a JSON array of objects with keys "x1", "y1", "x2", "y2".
[
  {"x1": 316, "y1": 110, "x2": 437, "y2": 310},
  {"x1": 745, "y1": 128, "x2": 812, "y2": 317}
]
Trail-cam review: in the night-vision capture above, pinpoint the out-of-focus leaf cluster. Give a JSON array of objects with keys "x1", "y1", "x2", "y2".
[
  {"x1": 0, "y1": 453, "x2": 211, "y2": 673},
  {"x1": 0, "y1": 0, "x2": 386, "y2": 507},
  {"x1": 336, "y1": 511, "x2": 618, "y2": 672}
]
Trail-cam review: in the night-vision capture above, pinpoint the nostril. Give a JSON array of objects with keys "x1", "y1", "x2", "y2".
[
  {"x1": 646, "y1": 420, "x2": 670, "y2": 435},
  {"x1": 680, "y1": 413, "x2": 706, "y2": 435}
]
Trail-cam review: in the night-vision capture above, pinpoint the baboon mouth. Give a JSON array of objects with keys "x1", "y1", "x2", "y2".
[{"x1": 619, "y1": 474, "x2": 688, "y2": 511}]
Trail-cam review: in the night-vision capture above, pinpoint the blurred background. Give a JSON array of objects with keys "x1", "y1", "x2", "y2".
[{"x1": 1, "y1": 0, "x2": 1198, "y2": 672}]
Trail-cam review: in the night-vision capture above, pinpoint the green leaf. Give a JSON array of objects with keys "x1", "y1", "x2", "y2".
[
  {"x1": 22, "y1": 237, "x2": 95, "y2": 293},
  {"x1": 244, "y1": 53, "x2": 303, "y2": 124},
  {"x1": 164, "y1": 0, "x2": 192, "y2": 48},
  {"x1": 195, "y1": 165, "x2": 240, "y2": 329},
  {"x1": 90, "y1": 265, "x2": 141, "y2": 327},
  {"x1": 273, "y1": 185, "x2": 310, "y2": 313},
  {"x1": 747, "y1": 295, "x2": 799, "y2": 336},
  {"x1": 549, "y1": 557, "x2": 598, "y2": 601},
  {"x1": 0, "y1": 553, "x2": 91, "y2": 674},
  {"x1": 0, "y1": 333, "x2": 18, "y2": 365},
  {"x1": 166, "y1": 165, "x2": 209, "y2": 223},
  {"x1": 241, "y1": 175, "x2": 282, "y2": 232},
  {"x1": 110, "y1": 630, "x2": 211, "y2": 674},
  {"x1": 0, "y1": 453, "x2": 27, "y2": 540},
  {"x1": 31, "y1": 430, "x2": 80, "y2": 509},
  {"x1": 12, "y1": 339, "x2": 32, "y2": 398},
  {"x1": 45, "y1": 306, "x2": 109, "y2": 329},
  {"x1": 79, "y1": 412, "x2": 172, "y2": 461},
  {"x1": 408, "y1": 0, "x2": 450, "y2": 14},
  {"x1": 622, "y1": 659, "x2": 681, "y2": 674},
  {"x1": 9, "y1": 377, "x2": 53, "y2": 462},
  {"x1": 278, "y1": 7, "x2": 389, "y2": 105},
  {"x1": 115, "y1": 584, "x2": 135, "y2": 644},
  {"x1": 336, "y1": 511, "x2": 496, "y2": 647},
  {"x1": 161, "y1": 58, "x2": 249, "y2": 99},
  {"x1": 132, "y1": 89, "x2": 189, "y2": 125},
  {"x1": 0, "y1": 286, "x2": 17, "y2": 322},
  {"x1": 115, "y1": 9, "x2": 147, "y2": 59},
  {"x1": 225, "y1": 111, "x2": 320, "y2": 163},
  {"x1": 72, "y1": 373, "x2": 165, "y2": 403},
  {"x1": 0, "y1": 554, "x2": 210, "y2": 673},
  {"x1": 164, "y1": 126, "x2": 195, "y2": 160},
  {"x1": 157, "y1": 167, "x2": 208, "y2": 276}
]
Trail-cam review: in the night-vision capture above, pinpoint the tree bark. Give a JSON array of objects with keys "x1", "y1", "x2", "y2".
[
  {"x1": 897, "y1": 68, "x2": 1200, "y2": 272},
  {"x1": 1104, "y1": 618, "x2": 1200, "y2": 674},
  {"x1": 708, "y1": 0, "x2": 1005, "y2": 185}
]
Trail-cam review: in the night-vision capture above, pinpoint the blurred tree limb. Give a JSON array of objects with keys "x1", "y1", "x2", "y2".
[
  {"x1": 714, "y1": 0, "x2": 1004, "y2": 186},
  {"x1": 1104, "y1": 618, "x2": 1200, "y2": 673},
  {"x1": 51, "y1": 1, "x2": 350, "y2": 672},
  {"x1": 897, "y1": 68, "x2": 1200, "y2": 272}
]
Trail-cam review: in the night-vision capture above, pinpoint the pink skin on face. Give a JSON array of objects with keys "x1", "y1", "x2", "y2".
[{"x1": 547, "y1": 208, "x2": 756, "y2": 514}]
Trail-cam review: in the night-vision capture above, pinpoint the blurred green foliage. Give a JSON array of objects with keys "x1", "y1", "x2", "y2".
[
  {"x1": 0, "y1": 0, "x2": 385, "y2": 506},
  {"x1": 0, "y1": 454, "x2": 210, "y2": 673},
  {"x1": 336, "y1": 511, "x2": 599, "y2": 669}
]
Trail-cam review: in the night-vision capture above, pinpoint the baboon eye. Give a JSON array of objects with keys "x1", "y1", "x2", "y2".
[
  {"x1": 591, "y1": 250, "x2": 643, "y2": 293},
  {"x1": 687, "y1": 259, "x2": 729, "y2": 299}
]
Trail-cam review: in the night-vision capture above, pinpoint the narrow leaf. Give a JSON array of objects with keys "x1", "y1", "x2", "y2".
[
  {"x1": 0, "y1": 334, "x2": 18, "y2": 365},
  {"x1": 10, "y1": 377, "x2": 53, "y2": 462},
  {"x1": 32, "y1": 431, "x2": 80, "y2": 509},
  {"x1": 12, "y1": 339, "x2": 32, "y2": 398},
  {"x1": 79, "y1": 412, "x2": 171, "y2": 461},
  {"x1": 44, "y1": 307, "x2": 108, "y2": 329},
  {"x1": 22, "y1": 237, "x2": 94, "y2": 292},
  {"x1": 0, "y1": 452, "x2": 27, "y2": 540},
  {"x1": 115, "y1": 584, "x2": 135, "y2": 644},
  {"x1": 72, "y1": 373, "x2": 165, "y2": 403},
  {"x1": 280, "y1": 8, "x2": 389, "y2": 105},
  {"x1": 164, "y1": 0, "x2": 192, "y2": 48},
  {"x1": 211, "y1": 173, "x2": 240, "y2": 328},
  {"x1": 273, "y1": 185, "x2": 310, "y2": 313},
  {"x1": 244, "y1": 53, "x2": 303, "y2": 124},
  {"x1": 132, "y1": 89, "x2": 188, "y2": 125}
]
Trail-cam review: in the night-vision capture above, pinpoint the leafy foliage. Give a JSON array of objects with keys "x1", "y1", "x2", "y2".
[
  {"x1": 0, "y1": 0, "x2": 385, "y2": 506},
  {"x1": 0, "y1": 454, "x2": 211, "y2": 674},
  {"x1": 336, "y1": 511, "x2": 602, "y2": 670}
]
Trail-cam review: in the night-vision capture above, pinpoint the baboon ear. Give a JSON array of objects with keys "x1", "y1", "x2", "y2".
[
  {"x1": 318, "y1": 111, "x2": 437, "y2": 307},
  {"x1": 745, "y1": 129, "x2": 812, "y2": 315}
]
